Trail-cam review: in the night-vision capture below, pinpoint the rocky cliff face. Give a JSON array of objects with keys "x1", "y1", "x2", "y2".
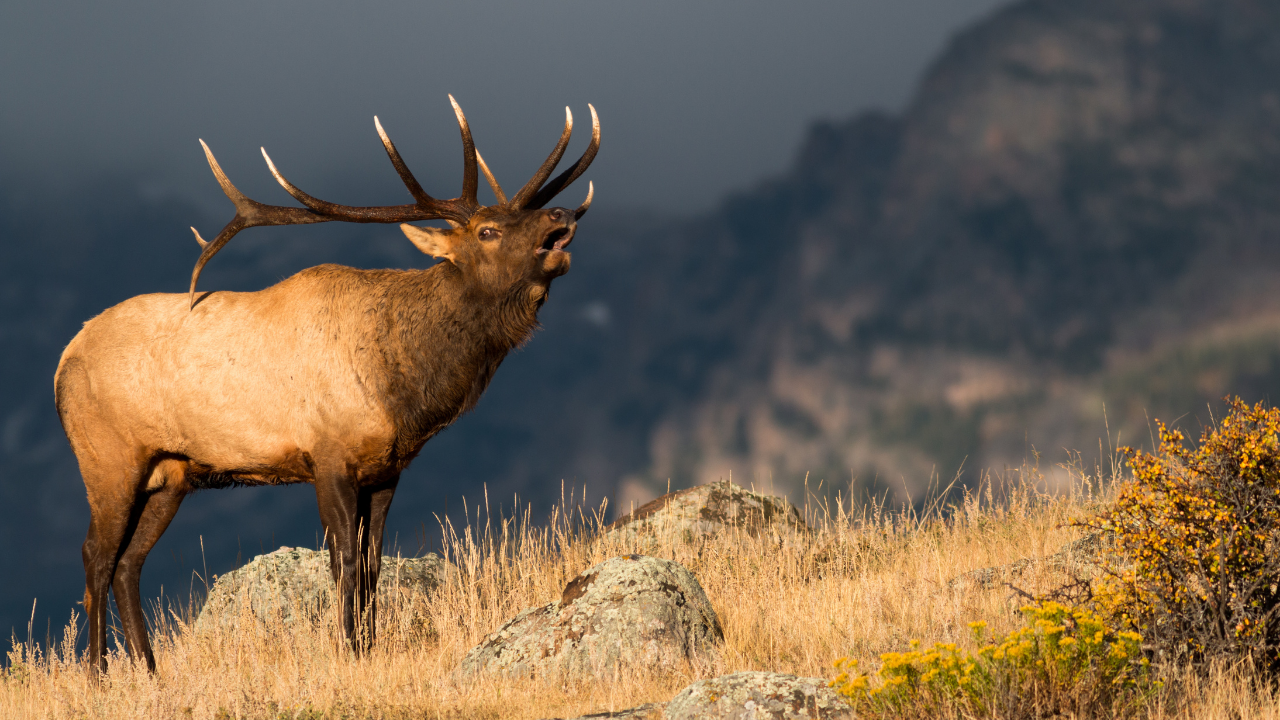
[{"x1": 579, "y1": 0, "x2": 1280, "y2": 502}]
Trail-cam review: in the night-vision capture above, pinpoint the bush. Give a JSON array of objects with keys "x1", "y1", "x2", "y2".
[
  {"x1": 831, "y1": 602, "x2": 1157, "y2": 718},
  {"x1": 1085, "y1": 397, "x2": 1280, "y2": 668}
]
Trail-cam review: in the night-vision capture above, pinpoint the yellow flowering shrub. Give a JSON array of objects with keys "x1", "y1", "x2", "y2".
[
  {"x1": 1086, "y1": 397, "x2": 1280, "y2": 667},
  {"x1": 831, "y1": 602, "x2": 1157, "y2": 718}
]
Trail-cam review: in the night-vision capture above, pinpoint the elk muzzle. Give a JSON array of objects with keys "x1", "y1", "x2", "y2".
[{"x1": 537, "y1": 208, "x2": 576, "y2": 255}]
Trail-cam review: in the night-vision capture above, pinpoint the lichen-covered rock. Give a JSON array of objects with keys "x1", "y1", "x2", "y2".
[
  {"x1": 541, "y1": 703, "x2": 667, "y2": 720},
  {"x1": 606, "y1": 480, "x2": 806, "y2": 543},
  {"x1": 193, "y1": 546, "x2": 449, "y2": 633},
  {"x1": 665, "y1": 672, "x2": 853, "y2": 720},
  {"x1": 947, "y1": 531, "x2": 1110, "y2": 591},
  {"x1": 460, "y1": 554, "x2": 723, "y2": 677}
]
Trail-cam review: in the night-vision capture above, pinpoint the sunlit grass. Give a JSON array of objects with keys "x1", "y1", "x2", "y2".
[{"x1": 2, "y1": 464, "x2": 1276, "y2": 719}]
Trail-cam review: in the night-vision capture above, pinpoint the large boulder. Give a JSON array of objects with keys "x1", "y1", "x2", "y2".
[
  {"x1": 460, "y1": 554, "x2": 723, "y2": 677},
  {"x1": 665, "y1": 672, "x2": 853, "y2": 720},
  {"x1": 606, "y1": 480, "x2": 806, "y2": 543},
  {"x1": 193, "y1": 546, "x2": 449, "y2": 633}
]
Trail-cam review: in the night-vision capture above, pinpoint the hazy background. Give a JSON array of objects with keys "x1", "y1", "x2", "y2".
[{"x1": 0, "y1": 0, "x2": 1008, "y2": 640}]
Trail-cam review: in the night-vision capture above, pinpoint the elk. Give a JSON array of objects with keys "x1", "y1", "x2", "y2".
[{"x1": 54, "y1": 96, "x2": 598, "y2": 676}]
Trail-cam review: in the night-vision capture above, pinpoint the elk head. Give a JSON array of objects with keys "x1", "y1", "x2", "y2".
[
  {"x1": 400, "y1": 201, "x2": 581, "y2": 309},
  {"x1": 189, "y1": 96, "x2": 598, "y2": 308}
]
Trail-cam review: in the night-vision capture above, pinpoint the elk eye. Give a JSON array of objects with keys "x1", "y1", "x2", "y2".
[{"x1": 479, "y1": 227, "x2": 499, "y2": 241}]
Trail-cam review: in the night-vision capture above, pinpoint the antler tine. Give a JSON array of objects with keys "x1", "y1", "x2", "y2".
[
  {"x1": 527, "y1": 104, "x2": 600, "y2": 210},
  {"x1": 190, "y1": 141, "x2": 323, "y2": 308},
  {"x1": 259, "y1": 147, "x2": 477, "y2": 224},
  {"x1": 188, "y1": 216, "x2": 248, "y2": 308},
  {"x1": 261, "y1": 148, "x2": 339, "y2": 214},
  {"x1": 574, "y1": 181, "x2": 594, "y2": 220},
  {"x1": 190, "y1": 140, "x2": 443, "y2": 309},
  {"x1": 375, "y1": 116, "x2": 435, "y2": 207},
  {"x1": 448, "y1": 95, "x2": 480, "y2": 209},
  {"x1": 509, "y1": 107, "x2": 573, "y2": 209},
  {"x1": 200, "y1": 139, "x2": 251, "y2": 209},
  {"x1": 475, "y1": 150, "x2": 507, "y2": 205}
]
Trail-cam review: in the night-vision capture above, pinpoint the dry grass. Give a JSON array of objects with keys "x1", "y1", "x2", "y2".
[{"x1": 1, "y1": 469, "x2": 1276, "y2": 719}]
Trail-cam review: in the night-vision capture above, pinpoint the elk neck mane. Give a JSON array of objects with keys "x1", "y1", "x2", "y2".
[{"x1": 334, "y1": 260, "x2": 544, "y2": 462}]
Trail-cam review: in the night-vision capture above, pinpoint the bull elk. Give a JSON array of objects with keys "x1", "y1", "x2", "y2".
[{"x1": 54, "y1": 96, "x2": 598, "y2": 676}]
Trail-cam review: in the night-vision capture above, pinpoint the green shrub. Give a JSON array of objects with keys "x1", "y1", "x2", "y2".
[
  {"x1": 831, "y1": 602, "x2": 1157, "y2": 718},
  {"x1": 1085, "y1": 397, "x2": 1280, "y2": 668}
]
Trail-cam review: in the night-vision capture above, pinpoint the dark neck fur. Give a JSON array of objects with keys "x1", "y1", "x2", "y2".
[{"x1": 371, "y1": 263, "x2": 543, "y2": 463}]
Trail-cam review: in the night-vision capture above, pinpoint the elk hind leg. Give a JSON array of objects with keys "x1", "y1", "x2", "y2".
[
  {"x1": 111, "y1": 458, "x2": 188, "y2": 672},
  {"x1": 82, "y1": 517, "x2": 122, "y2": 678},
  {"x1": 81, "y1": 465, "x2": 144, "y2": 678}
]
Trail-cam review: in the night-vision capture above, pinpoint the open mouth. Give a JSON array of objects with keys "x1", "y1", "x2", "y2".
[{"x1": 537, "y1": 226, "x2": 574, "y2": 254}]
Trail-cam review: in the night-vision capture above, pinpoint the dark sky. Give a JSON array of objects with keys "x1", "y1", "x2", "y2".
[{"x1": 2, "y1": 0, "x2": 1007, "y2": 214}]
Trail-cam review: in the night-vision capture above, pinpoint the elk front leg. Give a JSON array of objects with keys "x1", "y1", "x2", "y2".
[
  {"x1": 315, "y1": 470, "x2": 366, "y2": 654},
  {"x1": 358, "y1": 475, "x2": 399, "y2": 650}
]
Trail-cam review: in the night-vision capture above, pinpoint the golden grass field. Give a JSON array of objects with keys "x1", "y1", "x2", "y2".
[{"x1": 2, "y1": 464, "x2": 1277, "y2": 719}]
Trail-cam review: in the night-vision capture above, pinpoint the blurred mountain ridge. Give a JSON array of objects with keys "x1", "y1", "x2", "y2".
[{"x1": 594, "y1": 0, "x2": 1280, "y2": 504}]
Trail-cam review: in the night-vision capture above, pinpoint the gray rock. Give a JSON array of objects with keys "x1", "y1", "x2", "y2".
[
  {"x1": 193, "y1": 546, "x2": 449, "y2": 632},
  {"x1": 606, "y1": 481, "x2": 806, "y2": 543},
  {"x1": 460, "y1": 554, "x2": 723, "y2": 677},
  {"x1": 541, "y1": 703, "x2": 667, "y2": 720},
  {"x1": 948, "y1": 531, "x2": 1110, "y2": 591},
  {"x1": 665, "y1": 672, "x2": 853, "y2": 720}
]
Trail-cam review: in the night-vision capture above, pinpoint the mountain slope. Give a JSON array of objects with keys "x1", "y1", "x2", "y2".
[{"x1": 590, "y1": 0, "x2": 1280, "y2": 501}]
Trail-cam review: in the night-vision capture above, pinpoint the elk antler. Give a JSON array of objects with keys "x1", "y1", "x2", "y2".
[
  {"x1": 524, "y1": 105, "x2": 600, "y2": 212},
  {"x1": 507, "y1": 108, "x2": 574, "y2": 209},
  {"x1": 188, "y1": 95, "x2": 483, "y2": 308},
  {"x1": 506, "y1": 104, "x2": 601, "y2": 214},
  {"x1": 475, "y1": 150, "x2": 507, "y2": 205},
  {"x1": 188, "y1": 98, "x2": 599, "y2": 308}
]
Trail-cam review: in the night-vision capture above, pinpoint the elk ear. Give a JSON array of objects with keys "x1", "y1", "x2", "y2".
[{"x1": 401, "y1": 224, "x2": 458, "y2": 263}]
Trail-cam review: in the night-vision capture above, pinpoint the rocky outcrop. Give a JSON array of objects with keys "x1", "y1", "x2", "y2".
[
  {"x1": 665, "y1": 672, "x2": 853, "y2": 720},
  {"x1": 545, "y1": 672, "x2": 853, "y2": 719},
  {"x1": 606, "y1": 481, "x2": 806, "y2": 543},
  {"x1": 460, "y1": 554, "x2": 723, "y2": 677},
  {"x1": 193, "y1": 546, "x2": 449, "y2": 633},
  {"x1": 948, "y1": 531, "x2": 1109, "y2": 591}
]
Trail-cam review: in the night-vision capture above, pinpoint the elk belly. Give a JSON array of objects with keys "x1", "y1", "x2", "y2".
[{"x1": 183, "y1": 447, "x2": 316, "y2": 489}]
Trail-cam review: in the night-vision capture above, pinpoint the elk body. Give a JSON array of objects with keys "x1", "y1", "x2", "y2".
[{"x1": 53, "y1": 97, "x2": 598, "y2": 676}]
